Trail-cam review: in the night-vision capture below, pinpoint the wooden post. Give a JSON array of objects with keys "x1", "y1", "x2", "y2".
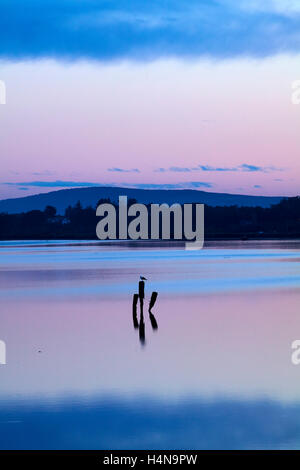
[
  {"x1": 132, "y1": 293, "x2": 139, "y2": 310},
  {"x1": 138, "y1": 280, "x2": 145, "y2": 299},
  {"x1": 132, "y1": 293, "x2": 139, "y2": 329},
  {"x1": 149, "y1": 291, "x2": 158, "y2": 311}
]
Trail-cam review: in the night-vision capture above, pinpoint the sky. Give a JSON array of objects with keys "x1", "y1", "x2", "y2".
[{"x1": 0, "y1": 0, "x2": 300, "y2": 199}]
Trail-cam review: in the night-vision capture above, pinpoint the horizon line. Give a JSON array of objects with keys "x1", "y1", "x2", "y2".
[{"x1": 0, "y1": 184, "x2": 294, "y2": 203}]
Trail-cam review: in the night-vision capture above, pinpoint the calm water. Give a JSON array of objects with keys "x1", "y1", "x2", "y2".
[{"x1": 0, "y1": 240, "x2": 300, "y2": 449}]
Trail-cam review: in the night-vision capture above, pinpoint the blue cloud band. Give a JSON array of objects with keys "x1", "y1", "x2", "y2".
[
  {"x1": 1, "y1": 0, "x2": 300, "y2": 61},
  {"x1": 3, "y1": 180, "x2": 213, "y2": 190},
  {"x1": 155, "y1": 164, "x2": 284, "y2": 173}
]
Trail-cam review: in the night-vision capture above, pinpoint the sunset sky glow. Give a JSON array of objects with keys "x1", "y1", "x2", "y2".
[{"x1": 0, "y1": 0, "x2": 299, "y2": 199}]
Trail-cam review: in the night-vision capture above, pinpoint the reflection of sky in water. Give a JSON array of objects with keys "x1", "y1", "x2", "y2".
[
  {"x1": 1, "y1": 397, "x2": 300, "y2": 450},
  {"x1": 0, "y1": 241, "x2": 300, "y2": 449},
  {"x1": 1, "y1": 242, "x2": 300, "y2": 299}
]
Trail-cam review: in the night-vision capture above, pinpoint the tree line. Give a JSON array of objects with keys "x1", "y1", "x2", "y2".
[{"x1": 0, "y1": 196, "x2": 299, "y2": 240}]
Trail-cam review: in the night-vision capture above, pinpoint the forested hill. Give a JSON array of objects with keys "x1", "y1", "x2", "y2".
[{"x1": 0, "y1": 186, "x2": 283, "y2": 214}]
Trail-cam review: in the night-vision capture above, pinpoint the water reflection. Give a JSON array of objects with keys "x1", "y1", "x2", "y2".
[
  {"x1": 132, "y1": 281, "x2": 158, "y2": 346},
  {"x1": 0, "y1": 396, "x2": 300, "y2": 449},
  {"x1": 1, "y1": 241, "x2": 300, "y2": 449}
]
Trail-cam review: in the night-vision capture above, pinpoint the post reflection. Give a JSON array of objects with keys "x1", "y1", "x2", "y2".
[{"x1": 132, "y1": 280, "x2": 158, "y2": 347}]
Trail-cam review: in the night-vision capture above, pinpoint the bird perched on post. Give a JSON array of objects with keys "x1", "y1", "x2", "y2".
[{"x1": 140, "y1": 276, "x2": 147, "y2": 281}]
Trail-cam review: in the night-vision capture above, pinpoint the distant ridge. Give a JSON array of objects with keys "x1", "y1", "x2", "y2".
[{"x1": 0, "y1": 186, "x2": 284, "y2": 214}]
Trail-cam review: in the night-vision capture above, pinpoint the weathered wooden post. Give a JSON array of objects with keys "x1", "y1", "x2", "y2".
[
  {"x1": 149, "y1": 291, "x2": 158, "y2": 311},
  {"x1": 133, "y1": 293, "x2": 139, "y2": 310},
  {"x1": 132, "y1": 293, "x2": 139, "y2": 329},
  {"x1": 138, "y1": 280, "x2": 145, "y2": 299}
]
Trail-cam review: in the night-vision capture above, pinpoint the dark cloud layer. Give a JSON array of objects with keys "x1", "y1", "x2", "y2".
[
  {"x1": 155, "y1": 164, "x2": 284, "y2": 173},
  {"x1": 107, "y1": 168, "x2": 140, "y2": 173},
  {"x1": 4, "y1": 180, "x2": 101, "y2": 188},
  {"x1": 1, "y1": 1, "x2": 300, "y2": 61},
  {"x1": 3, "y1": 180, "x2": 213, "y2": 190}
]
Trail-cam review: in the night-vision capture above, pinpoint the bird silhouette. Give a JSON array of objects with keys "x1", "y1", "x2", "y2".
[{"x1": 140, "y1": 276, "x2": 147, "y2": 280}]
